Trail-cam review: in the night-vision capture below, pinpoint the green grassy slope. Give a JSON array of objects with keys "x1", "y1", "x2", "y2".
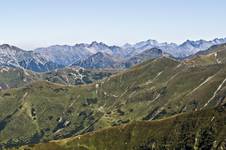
[
  {"x1": 0, "y1": 81, "x2": 101, "y2": 148},
  {"x1": 1, "y1": 44, "x2": 226, "y2": 148},
  {"x1": 16, "y1": 105, "x2": 226, "y2": 150}
]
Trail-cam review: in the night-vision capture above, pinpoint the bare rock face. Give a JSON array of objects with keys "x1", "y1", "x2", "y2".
[{"x1": 0, "y1": 44, "x2": 62, "y2": 72}]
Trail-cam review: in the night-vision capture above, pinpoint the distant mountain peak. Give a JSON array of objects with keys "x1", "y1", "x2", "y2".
[
  {"x1": 0, "y1": 44, "x2": 11, "y2": 48},
  {"x1": 89, "y1": 41, "x2": 108, "y2": 48},
  {"x1": 146, "y1": 39, "x2": 159, "y2": 44},
  {"x1": 74, "y1": 43, "x2": 88, "y2": 47},
  {"x1": 0, "y1": 44, "x2": 24, "y2": 51},
  {"x1": 90, "y1": 41, "x2": 98, "y2": 45},
  {"x1": 122, "y1": 43, "x2": 132, "y2": 48}
]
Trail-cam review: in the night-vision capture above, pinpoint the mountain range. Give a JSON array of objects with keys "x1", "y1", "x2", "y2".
[
  {"x1": 1, "y1": 43, "x2": 226, "y2": 149},
  {"x1": 1, "y1": 37, "x2": 226, "y2": 72}
]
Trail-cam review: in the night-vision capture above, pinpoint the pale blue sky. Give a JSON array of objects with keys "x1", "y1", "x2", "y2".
[{"x1": 0, "y1": 0, "x2": 226, "y2": 49}]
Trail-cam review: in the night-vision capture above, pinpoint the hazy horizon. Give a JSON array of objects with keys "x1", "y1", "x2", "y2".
[
  {"x1": 2, "y1": 36, "x2": 226, "y2": 51},
  {"x1": 1, "y1": 0, "x2": 226, "y2": 49}
]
